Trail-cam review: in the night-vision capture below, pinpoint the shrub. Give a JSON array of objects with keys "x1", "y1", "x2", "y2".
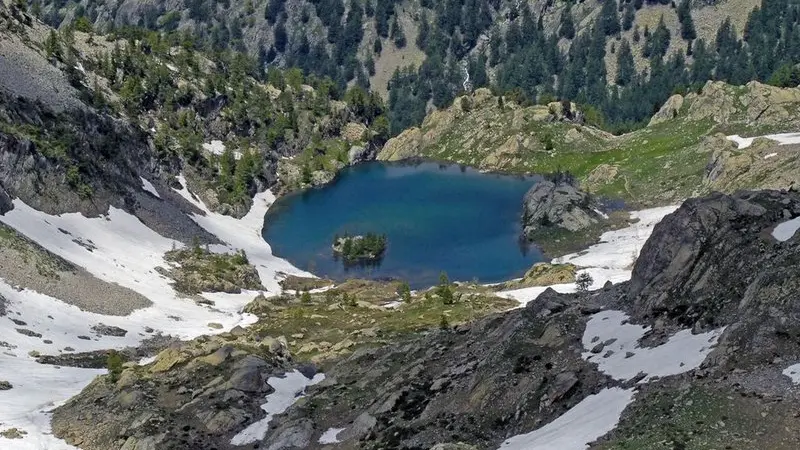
[
  {"x1": 106, "y1": 351, "x2": 124, "y2": 383},
  {"x1": 575, "y1": 272, "x2": 594, "y2": 292}
]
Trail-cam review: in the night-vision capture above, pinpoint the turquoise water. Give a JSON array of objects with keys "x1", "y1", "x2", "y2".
[{"x1": 262, "y1": 161, "x2": 545, "y2": 288}]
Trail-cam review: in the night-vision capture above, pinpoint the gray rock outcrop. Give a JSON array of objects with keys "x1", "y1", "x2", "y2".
[{"x1": 521, "y1": 179, "x2": 602, "y2": 238}]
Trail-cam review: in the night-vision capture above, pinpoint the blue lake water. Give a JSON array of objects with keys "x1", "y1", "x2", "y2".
[{"x1": 262, "y1": 161, "x2": 545, "y2": 288}]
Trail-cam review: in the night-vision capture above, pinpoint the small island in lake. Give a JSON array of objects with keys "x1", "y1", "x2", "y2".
[{"x1": 332, "y1": 232, "x2": 387, "y2": 266}]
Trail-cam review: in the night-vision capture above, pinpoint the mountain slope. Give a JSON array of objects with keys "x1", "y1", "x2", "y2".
[
  {"x1": 30, "y1": 0, "x2": 788, "y2": 136},
  {"x1": 47, "y1": 189, "x2": 800, "y2": 450},
  {"x1": 378, "y1": 81, "x2": 800, "y2": 206}
]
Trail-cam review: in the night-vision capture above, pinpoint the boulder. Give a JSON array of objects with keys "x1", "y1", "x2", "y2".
[
  {"x1": 521, "y1": 179, "x2": 602, "y2": 238},
  {"x1": 649, "y1": 94, "x2": 684, "y2": 126}
]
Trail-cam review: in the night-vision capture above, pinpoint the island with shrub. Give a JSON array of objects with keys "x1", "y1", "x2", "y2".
[{"x1": 332, "y1": 232, "x2": 388, "y2": 266}]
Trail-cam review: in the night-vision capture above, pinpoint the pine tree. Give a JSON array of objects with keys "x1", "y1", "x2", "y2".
[
  {"x1": 598, "y1": 0, "x2": 621, "y2": 36},
  {"x1": 616, "y1": 39, "x2": 635, "y2": 86},
  {"x1": 559, "y1": 4, "x2": 576, "y2": 39},
  {"x1": 44, "y1": 30, "x2": 62, "y2": 60},
  {"x1": 622, "y1": 3, "x2": 635, "y2": 31},
  {"x1": 677, "y1": 0, "x2": 696, "y2": 41},
  {"x1": 274, "y1": 19, "x2": 288, "y2": 52},
  {"x1": 390, "y1": 15, "x2": 406, "y2": 48}
]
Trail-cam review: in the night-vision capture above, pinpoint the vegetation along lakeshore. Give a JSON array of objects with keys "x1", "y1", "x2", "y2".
[{"x1": 3, "y1": 0, "x2": 800, "y2": 449}]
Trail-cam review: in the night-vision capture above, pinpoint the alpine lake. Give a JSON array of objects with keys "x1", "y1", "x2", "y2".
[{"x1": 262, "y1": 161, "x2": 545, "y2": 288}]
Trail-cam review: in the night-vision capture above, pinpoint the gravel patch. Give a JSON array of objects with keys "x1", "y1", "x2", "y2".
[
  {"x1": 0, "y1": 238, "x2": 152, "y2": 316},
  {"x1": 0, "y1": 29, "x2": 84, "y2": 113}
]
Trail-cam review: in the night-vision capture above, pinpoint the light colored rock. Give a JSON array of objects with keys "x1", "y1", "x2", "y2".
[
  {"x1": 649, "y1": 94, "x2": 684, "y2": 126},
  {"x1": 341, "y1": 122, "x2": 367, "y2": 142}
]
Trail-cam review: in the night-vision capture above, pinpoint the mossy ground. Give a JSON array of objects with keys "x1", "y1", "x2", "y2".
[
  {"x1": 246, "y1": 278, "x2": 516, "y2": 364},
  {"x1": 425, "y1": 102, "x2": 717, "y2": 207},
  {"x1": 595, "y1": 383, "x2": 800, "y2": 450}
]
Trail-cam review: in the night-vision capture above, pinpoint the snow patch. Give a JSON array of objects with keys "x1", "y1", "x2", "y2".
[
  {"x1": 230, "y1": 371, "x2": 325, "y2": 445},
  {"x1": 318, "y1": 427, "x2": 346, "y2": 444},
  {"x1": 497, "y1": 205, "x2": 678, "y2": 306},
  {"x1": 764, "y1": 152, "x2": 778, "y2": 159},
  {"x1": 772, "y1": 216, "x2": 800, "y2": 242},
  {"x1": 202, "y1": 140, "x2": 242, "y2": 160},
  {"x1": 497, "y1": 387, "x2": 635, "y2": 450},
  {"x1": 726, "y1": 132, "x2": 800, "y2": 149},
  {"x1": 202, "y1": 140, "x2": 226, "y2": 155},
  {"x1": 582, "y1": 310, "x2": 725, "y2": 382},
  {"x1": 140, "y1": 177, "x2": 160, "y2": 198},
  {"x1": 782, "y1": 363, "x2": 800, "y2": 384},
  {"x1": 137, "y1": 355, "x2": 158, "y2": 366}
]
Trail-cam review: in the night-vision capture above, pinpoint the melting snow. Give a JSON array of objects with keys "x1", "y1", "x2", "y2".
[
  {"x1": 202, "y1": 140, "x2": 242, "y2": 160},
  {"x1": 498, "y1": 387, "x2": 635, "y2": 450},
  {"x1": 497, "y1": 205, "x2": 678, "y2": 306},
  {"x1": 582, "y1": 310, "x2": 725, "y2": 382},
  {"x1": 726, "y1": 132, "x2": 800, "y2": 149},
  {"x1": 497, "y1": 203, "x2": 727, "y2": 450},
  {"x1": 772, "y1": 216, "x2": 800, "y2": 242},
  {"x1": 140, "y1": 177, "x2": 160, "y2": 198},
  {"x1": 0, "y1": 181, "x2": 309, "y2": 448},
  {"x1": 318, "y1": 427, "x2": 346, "y2": 444},
  {"x1": 782, "y1": 363, "x2": 800, "y2": 383},
  {"x1": 230, "y1": 370, "x2": 325, "y2": 445},
  {"x1": 764, "y1": 152, "x2": 778, "y2": 159}
]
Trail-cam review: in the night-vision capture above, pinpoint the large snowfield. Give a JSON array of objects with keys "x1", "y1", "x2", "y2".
[
  {"x1": 0, "y1": 181, "x2": 719, "y2": 450},
  {"x1": 0, "y1": 180, "x2": 308, "y2": 449}
]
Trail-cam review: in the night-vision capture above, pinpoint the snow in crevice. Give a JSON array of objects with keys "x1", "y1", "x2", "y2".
[
  {"x1": 726, "y1": 132, "x2": 800, "y2": 149},
  {"x1": 497, "y1": 310, "x2": 725, "y2": 450},
  {"x1": 230, "y1": 371, "x2": 325, "y2": 446},
  {"x1": 0, "y1": 180, "x2": 309, "y2": 449},
  {"x1": 496, "y1": 205, "x2": 678, "y2": 306},
  {"x1": 318, "y1": 427, "x2": 346, "y2": 444},
  {"x1": 772, "y1": 216, "x2": 800, "y2": 242},
  {"x1": 495, "y1": 204, "x2": 730, "y2": 450},
  {"x1": 140, "y1": 177, "x2": 160, "y2": 198},
  {"x1": 782, "y1": 363, "x2": 800, "y2": 383},
  {"x1": 582, "y1": 310, "x2": 725, "y2": 383}
]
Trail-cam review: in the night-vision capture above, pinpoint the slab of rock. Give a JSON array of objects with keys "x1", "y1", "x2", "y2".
[
  {"x1": 91, "y1": 324, "x2": 128, "y2": 337},
  {"x1": 522, "y1": 178, "x2": 602, "y2": 238}
]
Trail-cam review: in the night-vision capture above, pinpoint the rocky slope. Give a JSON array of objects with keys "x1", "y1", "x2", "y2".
[
  {"x1": 50, "y1": 188, "x2": 800, "y2": 449},
  {"x1": 379, "y1": 81, "x2": 800, "y2": 206},
  {"x1": 0, "y1": 4, "x2": 385, "y2": 221}
]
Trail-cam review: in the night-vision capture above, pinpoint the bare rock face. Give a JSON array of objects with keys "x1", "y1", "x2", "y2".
[
  {"x1": 679, "y1": 80, "x2": 800, "y2": 128},
  {"x1": 649, "y1": 94, "x2": 684, "y2": 126},
  {"x1": 51, "y1": 332, "x2": 298, "y2": 450},
  {"x1": 521, "y1": 179, "x2": 602, "y2": 238},
  {"x1": 630, "y1": 190, "x2": 800, "y2": 327},
  {"x1": 0, "y1": 185, "x2": 12, "y2": 214}
]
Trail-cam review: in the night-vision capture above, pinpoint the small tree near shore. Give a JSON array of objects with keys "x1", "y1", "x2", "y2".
[{"x1": 576, "y1": 272, "x2": 593, "y2": 292}]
